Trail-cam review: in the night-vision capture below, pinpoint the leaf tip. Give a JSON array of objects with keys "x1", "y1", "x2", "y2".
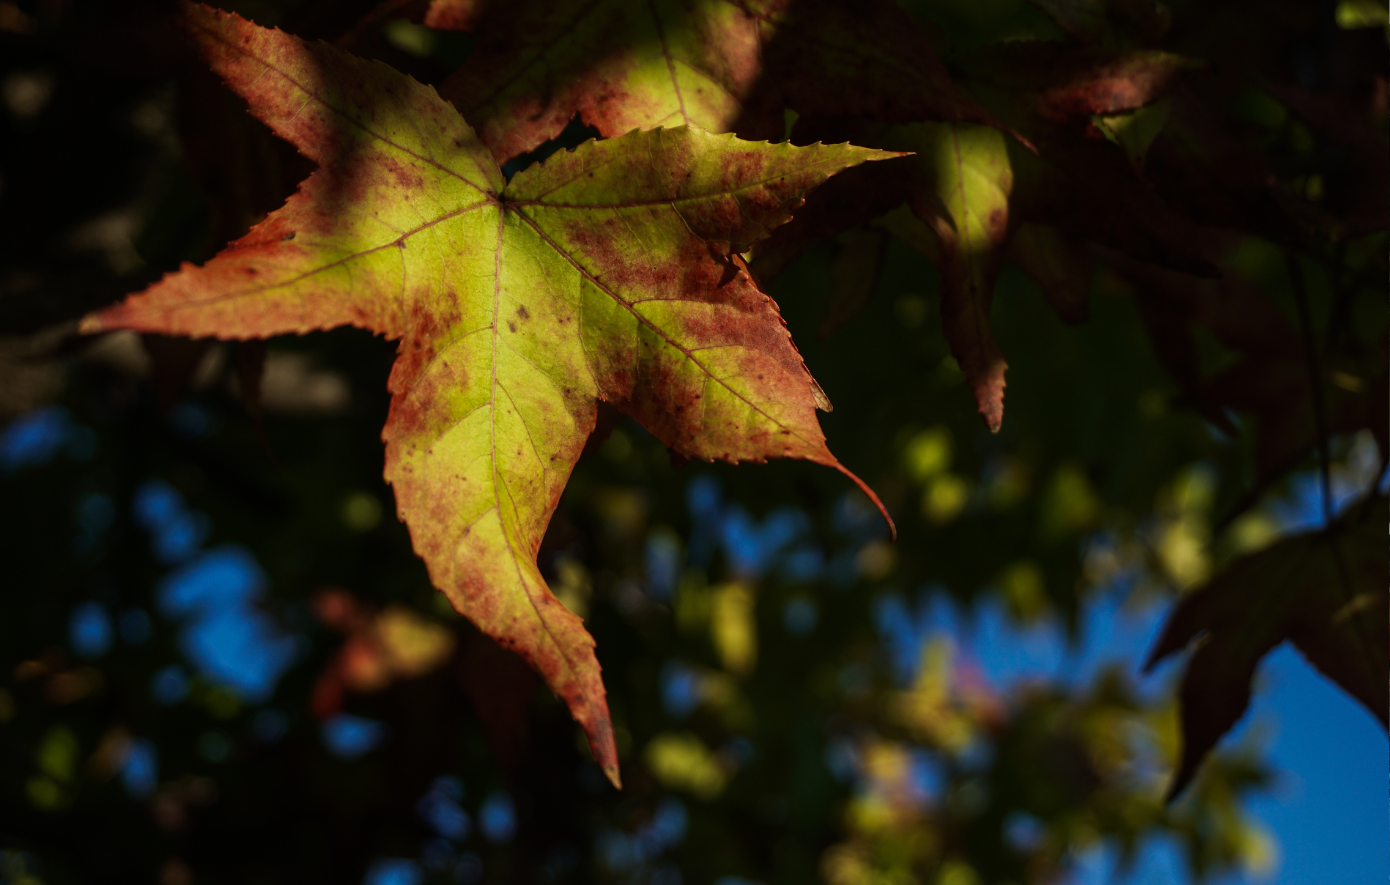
[
  {"x1": 77, "y1": 313, "x2": 108, "y2": 335},
  {"x1": 831, "y1": 462, "x2": 896, "y2": 541},
  {"x1": 602, "y1": 762, "x2": 622, "y2": 790}
]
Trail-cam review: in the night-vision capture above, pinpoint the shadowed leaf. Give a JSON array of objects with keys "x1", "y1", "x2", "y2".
[
  {"x1": 1146, "y1": 497, "x2": 1389, "y2": 800},
  {"x1": 890, "y1": 123, "x2": 1013, "y2": 432},
  {"x1": 426, "y1": 0, "x2": 1000, "y2": 163},
  {"x1": 819, "y1": 227, "x2": 890, "y2": 338},
  {"x1": 1005, "y1": 222, "x2": 1092, "y2": 324}
]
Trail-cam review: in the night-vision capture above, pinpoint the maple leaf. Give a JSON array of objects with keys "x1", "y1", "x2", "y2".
[
  {"x1": 425, "y1": 0, "x2": 999, "y2": 163},
  {"x1": 1146, "y1": 498, "x2": 1389, "y2": 800},
  {"x1": 79, "y1": 4, "x2": 897, "y2": 788}
]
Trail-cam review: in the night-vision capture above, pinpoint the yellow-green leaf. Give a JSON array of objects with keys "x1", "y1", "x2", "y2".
[{"x1": 81, "y1": 4, "x2": 897, "y2": 788}]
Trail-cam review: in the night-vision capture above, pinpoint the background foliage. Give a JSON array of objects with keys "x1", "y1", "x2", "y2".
[{"x1": 0, "y1": 0, "x2": 1384, "y2": 884}]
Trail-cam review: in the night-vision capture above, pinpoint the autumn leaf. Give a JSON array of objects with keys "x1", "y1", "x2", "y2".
[
  {"x1": 752, "y1": 114, "x2": 1016, "y2": 430},
  {"x1": 426, "y1": 0, "x2": 999, "y2": 163},
  {"x1": 1145, "y1": 498, "x2": 1389, "y2": 800},
  {"x1": 79, "y1": 4, "x2": 897, "y2": 788},
  {"x1": 887, "y1": 123, "x2": 1013, "y2": 432},
  {"x1": 958, "y1": 42, "x2": 1217, "y2": 277}
]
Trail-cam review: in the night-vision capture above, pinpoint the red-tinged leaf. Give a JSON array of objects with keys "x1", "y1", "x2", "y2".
[
  {"x1": 427, "y1": 0, "x2": 999, "y2": 163},
  {"x1": 1034, "y1": 50, "x2": 1203, "y2": 121},
  {"x1": 1146, "y1": 498, "x2": 1389, "y2": 800},
  {"x1": 80, "y1": 4, "x2": 897, "y2": 788},
  {"x1": 454, "y1": 625, "x2": 540, "y2": 780},
  {"x1": 957, "y1": 43, "x2": 1219, "y2": 277},
  {"x1": 959, "y1": 43, "x2": 1202, "y2": 122},
  {"x1": 1005, "y1": 223, "x2": 1093, "y2": 324},
  {"x1": 889, "y1": 122, "x2": 1013, "y2": 432}
]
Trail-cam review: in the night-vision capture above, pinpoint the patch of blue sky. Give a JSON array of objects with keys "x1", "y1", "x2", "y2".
[
  {"x1": 69, "y1": 601, "x2": 113, "y2": 658},
  {"x1": 720, "y1": 506, "x2": 793, "y2": 576},
  {"x1": 926, "y1": 465, "x2": 1386, "y2": 885},
  {"x1": 363, "y1": 858, "x2": 422, "y2": 885},
  {"x1": 1073, "y1": 833, "x2": 1256, "y2": 885},
  {"x1": 684, "y1": 474, "x2": 826, "y2": 581},
  {"x1": 685, "y1": 474, "x2": 722, "y2": 569},
  {"x1": 644, "y1": 531, "x2": 682, "y2": 601},
  {"x1": 157, "y1": 546, "x2": 297, "y2": 701},
  {"x1": 779, "y1": 545, "x2": 824, "y2": 582},
  {"x1": 478, "y1": 791, "x2": 516, "y2": 843},
  {"x1": 322, "y1": 714, "x2": 387, "y2": 758},
  {"x1": 418, "y1": 776, "x2": 470, "y2": 841},
  {"x1": 0, "y1": 406, "x2": 73, "y2": 471},
  {"x1": 1267, "y1": 433, "x2": 1384, "y2": 532},
  {"x1": 158, "y1": 546, "x2": 265, "y2": 615},
  {"x1": 121, "y1": 738, "x2": 158, "y2": 798},
  {"x1": 596, "y1": 797, "x2": 687, "y2": 873},
  {"x1": 1222, "y1": 645, "x2": 1388, "y2": 884},
  {"x1": 660, "y1": 660, "x2": 702, "y2": 719},
  {"x1": 637, "y1": 798, "x2": 688, "y2": 857},
  {"x1": 906, "y1": 747, "x2": 945, "y2": 801},
  {"x1": 1202, "y1": 462, "x2": 1388, "y2": 882},
  {"x1": 151, "y1": 665, "x2": 190, "y2": 704},
  {"x1": 134, "y1": 480, "x2": 209, "y2": 564},
  {"x1": 873, "y1": 580, "x2": 1178, "y2": 697}
]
